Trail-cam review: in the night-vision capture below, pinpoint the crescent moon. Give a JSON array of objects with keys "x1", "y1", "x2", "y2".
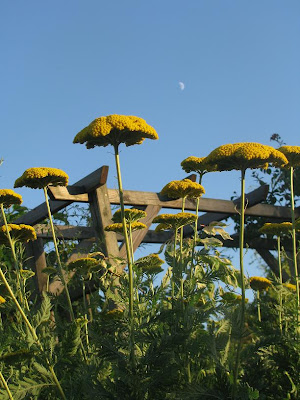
[{"x1": 179, "y1": 81, "x2": 185, "y2": 90}]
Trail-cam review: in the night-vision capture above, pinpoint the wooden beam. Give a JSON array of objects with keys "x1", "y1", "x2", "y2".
[
  {"x1": 107, "y1": 187, "x2": 299, "y2": 220},
  {"x1": 15, "y1": 166, "x2": 109, "y2": 225},
  {"x1": 35, "y1": 224, "x2": 96, "y2": 240}
]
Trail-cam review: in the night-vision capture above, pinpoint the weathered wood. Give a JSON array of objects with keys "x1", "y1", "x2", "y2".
[
  {"x1": 119, "y1": 205, "x2": 162, "y2": 259},
  {"x1": 25, "y1": 238, "x2": 48, "y2": 293},
  {"x1": 88, "y1": 184, "x2": 120, "y2": 265},
  {"x1": 15, "y1": 166, "x2": 109, "y2": 225},
  {"x1": 107, "y1": 187, "x2": 299, "y2": 220},
  {"x1": 35, "y1": 224, "x2": 96, "y2": 240}
]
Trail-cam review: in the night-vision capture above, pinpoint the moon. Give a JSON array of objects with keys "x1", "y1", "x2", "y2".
[{"x1": 178, "y1": 81, "x2": 185, "y2": 91}]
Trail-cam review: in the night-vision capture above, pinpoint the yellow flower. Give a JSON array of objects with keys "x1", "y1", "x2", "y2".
[
  {"x1": 73, "y1": 114, "x2": 158, "y2": 148},
  {"x1": 204, "y1": 142, "x2": 288, "y2": 172},
  {"x1": 135, "y1": 253, "x2": 164, "y2": 274},
  {"x1": 283, "y1": 283, "x2": 296, "y2": 292},
  {"x1": 181, "y1": 156, "x2": 216, "y2": 174},
  {"x1": 278, "y1": 146, "x2": 300, "y2": 168},
  {"x1": 0, "y1": 189, "x2": 23, "y2": 208},
  {"x1": 0, "y1": 296, "x2": 5, "y2": 304},
  {"x1": 249, "y1": 276, "x2": 272, "y2": 291},
  {"x1": 160, "y1": 179, "x2": 205, "y2": 199},
  {"x1": 67, "y1": 256, "x2": 106, "y2": 276},
  {"x1": 14, "y1": 167, "x2": 69, "y2": 189},
  {"x1": 105, "y1": 221, "x2": 147, "y2": 234},
  {"x1": 0, "y1": 223, "x2": 37, "y2": 243},
  {"x1": 153, "y1": 212, "x2": 197, "y2": 231},
  {"x1": 221, "y1": 292, "x2": 249, "y2": 304},
  {"x1": 259, "y1": 222, "x2": 293, "y2": 236},
  {"x1": 112, "y1": 208, "x2": 147, "y2": 223}
]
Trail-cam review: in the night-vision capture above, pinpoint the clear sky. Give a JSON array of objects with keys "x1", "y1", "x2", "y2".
[{"x1": 1, "y1": 1, "x2": 299, "y2": 281}]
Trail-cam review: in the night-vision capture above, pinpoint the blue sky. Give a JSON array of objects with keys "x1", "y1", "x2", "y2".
[{"x1": 1, "y1": 1, "x2": 299, "y2": 282}]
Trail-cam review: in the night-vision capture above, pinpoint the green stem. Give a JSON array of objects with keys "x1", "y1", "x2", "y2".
[
  {"x1": 257, "y1": 290, "x2": 261, "y2": 322},
  {"x1": 0, "y1": 369, "x2": 14, "y2": 400},
  {"x1": 277, "y1": 236, "x2": 283, "y2": 334},
  {"x1": 0, "y1": 204, "x2": 25, "y2": 306},
  {"x1": 114, "y1": 146, "x2": 134, "y2": 319},
  {"x1": 0, "y1": 266, "x2": 67, "y2": 400},
  {"x1": 290, "y1": 167, "x2": 300, "y2": 331},
  {"x1": 114, "y1": 145, "x2": 135, "y2": 368},
  {"x1": 233, "y1": 169, "x2": 246, "y2": 398},
  {"x1": 82, "y1": 281, "x2": 90, "y2": 352},
  {"x1": 43, "y1": 187, "x2": 74, "y2": 321}
]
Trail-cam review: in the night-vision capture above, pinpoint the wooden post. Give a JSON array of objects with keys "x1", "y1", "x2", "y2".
[
  {"x1": 25, "y1": 238, "x2": 48, "y2": 293},
  {"x1": 88, "y1": 184, "x2": 121, "y2": 268}
]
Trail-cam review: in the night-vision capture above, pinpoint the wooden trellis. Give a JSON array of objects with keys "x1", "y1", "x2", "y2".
[{"x1": 15, "y1": 166, "x2": 300, "y2": 297}]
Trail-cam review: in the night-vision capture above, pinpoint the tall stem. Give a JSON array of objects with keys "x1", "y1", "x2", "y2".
[
  {"x1": 257, "y1": 290, "x2": 261, "y2": 322},
  {"x1": 114, "y1": 145, "x2": 136, "y2": 369},
  {"x1": 0, "y1": 370, "x2": 14, "y2": 400},
  {"x1": 277, "y1": 236, "x2": 283, "y2": 334},
  {"x1": 290, "y1": 167, "x2": 300, "y2": 330},
  {"x1": 233, "y1": 169, "x2": 246, "y2": 398},
  {"x1": 43, "y1": 187, "x2": 74, "y2": 321},
  {"x1": 114, "y1": 145, "x2": 134, "y2": 320}
]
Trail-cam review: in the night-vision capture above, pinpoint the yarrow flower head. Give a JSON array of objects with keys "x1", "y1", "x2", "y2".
[
  {"x1": 221, "y1": 292, "x2": 248, "y2": 305},
  {"x1": 204, "y1": 142, "x2": 288, "y2": 172},
  {"x1": 105, "y1": 221, "x2": 147, "y2": 234},
  {"x1": 153, "y1": 212, "x2": 197, "y2": 231},
  {"x1": 160, "y1": 179, "x2": 205, "y2": 199},
  {"x1": 277, "y1": 146, "x2": 300, "y2": 168},
  {"x1": 67, "y1": 256, "x2": 106, "y2": 278},
  {"x1": 135, "y1": 253, "x2": 164, "y2": 274},
  {"x1": 112, "y1": 208, "x2": 147, "y2": 223},
  {"x1": 259, "y1": 222, "x2": 294, "y2": 236},
  {"x1": 181, "y1": 156, "x2": 216, "y2": 175},
  {"x1": 0, "y1": 189, "x2": 22, "y2": 208},
  {"x1": 0, "y1": 224, "x2": 37, "y2": 243},
  {"x1": 249, "y1": 276, "x2": 272, "y2": 292},
  {"x1": 283, "y1": 283, "x2": 297, "y2": 292},
  {"x1": 73, "y1": 114, "x2": 158, "y2": 149},
  {"x1": 14, "y1": 168, "x2": 69, "y2": 189}
]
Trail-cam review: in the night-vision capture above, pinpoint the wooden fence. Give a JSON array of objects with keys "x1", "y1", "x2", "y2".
[{"x1": 14, "y1": 166, "x2": 299, "y2": 297}]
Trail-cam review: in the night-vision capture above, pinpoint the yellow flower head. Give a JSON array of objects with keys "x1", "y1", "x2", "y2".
[
  {"x1": 221, "y1": 292, "x2": 249, "y2": 304},
  {"x1": 259, "y1": 222, "x2": 293, "y2": 236},
  {"x1": 67, "y1": 256, "x2": 106, "y2": 276},
  {"x1": 73, "y1": 114, "x2": 158, "y2": 149},
  {"x1": 153, "y1": 212, "x2": 197, "y2": 231},
  {"x1": 277, "y1": 146, "x2": 300, "y2": 168},
  {"x1": 0, "y1": 189, "x2": 23, "y2": 208},
  {"x1": 0, "y1": 296, "x2": 5, "y2": 304},
  {"x1": 283, "y1": 283, "x2": 297, "y2": 292},
  {"x1": 105, "y1": 221, "x2": 147, "y2": 234},
  {"x1": 249, "y1": 276, "x2": 272, "y2": 291},
  {"x1": 0, "y1": 224, "x2": 37, "y2": 243},
  {"x1": 135, "y1": 253, "x2": 164, "y2": 274},
  {"x1": 14, "y1": 168, "x2": 69, "y2": 189},
  {"x1": 204, "y1": 142, "x2": 288, "y2": 172},
  {"x1": 181, "y1": 156, "x2": 216, "y2": 174},
  {"x1": 112, "y1": 208, "x2": 147, "y2": 223},
  {"x1": 160, "y1": 179, "x2": 205, "y2": 199}
]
